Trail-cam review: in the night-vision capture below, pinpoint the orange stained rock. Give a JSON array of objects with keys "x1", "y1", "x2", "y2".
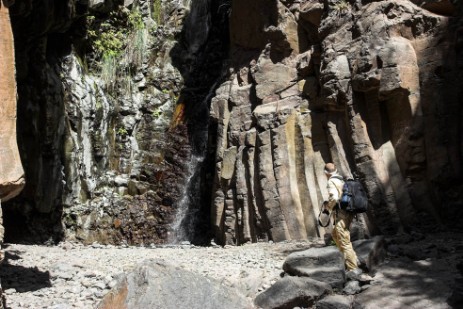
[
  {"x1": 0, "y1": 3, "x2": 25, "y2": 202},
  {"x1": 170, "y1": 102, "x2": 185, "y2": 129}
]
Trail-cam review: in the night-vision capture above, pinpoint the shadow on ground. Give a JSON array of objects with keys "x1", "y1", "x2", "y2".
[{"x1": 0, "y1": 249, "x2": 51, "y2": 292}]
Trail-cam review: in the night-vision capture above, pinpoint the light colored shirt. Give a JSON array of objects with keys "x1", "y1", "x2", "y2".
[{"x1": 326, "y1": 173, "x2": 344, "y2": 211}]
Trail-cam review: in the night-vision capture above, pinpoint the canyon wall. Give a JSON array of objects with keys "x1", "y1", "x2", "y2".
[
  {"x1": 0, "y1": 0, "x2": 461, "y2": 246},
  {"x1": 0, "y1": 0, "x2": 25, "y2": 243},
  {"x1": 209, "y1": 0, "x2": 462, "y2": 245},
  {"x1": 3, "y1": 0, "x2": 198, "y2": 244}
]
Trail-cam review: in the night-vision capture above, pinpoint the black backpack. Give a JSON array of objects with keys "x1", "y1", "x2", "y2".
[{"x1": 339, "y1": 178, "x2": 368, "y2": 214}]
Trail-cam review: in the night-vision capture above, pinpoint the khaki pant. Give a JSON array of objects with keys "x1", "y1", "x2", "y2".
[{"x1": 332, "y1": 210, "x2": 358, "y2": 271}]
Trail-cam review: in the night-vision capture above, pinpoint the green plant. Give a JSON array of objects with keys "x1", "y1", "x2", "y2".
[
  {"x1": 126, "y1": 27, "x2": 147, "y2": 67},
  {"x1": 85, "y1": 6, "x2": 151, "y2": 90},
  {"x1": 128, "y1": 8, "x2": 144, "y2": 30},
  {"x1": 94, "y1": 30, "x2": 124, "y2": 59},
  {"x1": 152, "y1": 0, "x2": 162, "y2": 25},
  {"x1": 152, "y1": 109, "x2": 162, "y2": 118},
  {"x1": 333, "y1": 0, "x2": 350, "y2": 13},
  {"x1": 117, "y1": 127, "x2": 128, "y2": 136},
  {"x1": 74, "y1": 54, "x2": 89, "y2": 76},
  {"x1": 100, "y1": 53, "x2": 118, "y2": 87}
]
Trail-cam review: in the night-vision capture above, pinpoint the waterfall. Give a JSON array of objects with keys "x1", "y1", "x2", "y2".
[
  {"x1": 169, "y1": 154, "x2": 205, "y2": 242},
  {"x1": 170, "y1": 81, "x2": 219, "y2": 243},
  {"x1": 167, "y1": 0, "x2": 230, "y2": 244}
]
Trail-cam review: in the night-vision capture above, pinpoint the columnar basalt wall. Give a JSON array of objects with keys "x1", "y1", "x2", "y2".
[{"x1": 210, "y1": 0, "x2": 462, "y2": 245}]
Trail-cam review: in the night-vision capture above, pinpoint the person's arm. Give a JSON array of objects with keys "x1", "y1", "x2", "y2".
[{"x1": 325, "y1": 179, "x2": 340, "y2": 211}]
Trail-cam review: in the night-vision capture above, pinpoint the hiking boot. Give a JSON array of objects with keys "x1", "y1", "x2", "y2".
[{"x1": 346, "y1": 268, "x2": 373, "y2": 282}]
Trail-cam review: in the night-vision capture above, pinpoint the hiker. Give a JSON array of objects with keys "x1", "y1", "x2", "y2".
[{"x1": 323, "y1": 162, "x2": 364, "y2": 278}]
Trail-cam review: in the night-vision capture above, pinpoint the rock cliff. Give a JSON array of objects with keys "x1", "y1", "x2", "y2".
[
  {"x1": 209, "y1": 0, "x2": 462, "y2": 244},
  {"x1": 0, "y1": 0, "x2": 461, "y2": 246},
  {"x1": 1, "y1": 0, "x2": 229, "y2": 245},
  {"x1": 0, "y1": 1, "x2": 25, "y2": 228}
]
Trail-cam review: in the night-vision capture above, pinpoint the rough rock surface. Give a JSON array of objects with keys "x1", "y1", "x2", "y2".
[
  {"x1": 0, "y1": 2, "x2": 25, "y2": 204},
  {"x1": 97, "y1": 259, "x2": 253, "y2": 309},
  {"x1": 0, "y1": 0, "x2": 461, "y2": 251},
  {"x1": 2, "y1": 0, "x2": 228, "y2": 245},
  {"x1": 0, "y1": 232, "x2": 461, "y2": 309},
  {"x1": 210, "y1": 0, "x2": 463, "y2": 245},
  {"x1": 254, "y1": 276, "x2": 332, "y2": 309},
  {"x1": 352, "y1": 236, "x2": 386, "y2": 272},
  {"x1": 316, "y1": 295, "x2": 354, "y2": 309},
  {"x1": 1, "y1": 240, "x2": 309, "y2": 309},
  {"x1": 282, "y1": 246, "x2": 345, "y2": 289}
]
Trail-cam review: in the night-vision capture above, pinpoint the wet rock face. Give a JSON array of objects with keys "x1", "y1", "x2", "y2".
[
  {"x1": 210, "y1": 0, "x2": 463, "y2": 244},
  {"x1": 2, "y1": 0, "x2": 194, "y2": 245}
]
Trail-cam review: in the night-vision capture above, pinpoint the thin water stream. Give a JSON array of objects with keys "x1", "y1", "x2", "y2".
[{"x1": 168, "y1": 0, "x2": 229, "y2": 244}]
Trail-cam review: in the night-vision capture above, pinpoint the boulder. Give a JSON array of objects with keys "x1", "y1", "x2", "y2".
[
  {"x1": 283, "y1": 246, "x2": 345, "y2": 289},
  {"x1": 316, "y1": 295, "x2": 353, "y2": 309},
  {"x1": 97, "y1": 259, "x2": 253, "y2": 309},
  {"x1": 299, "y1": 1, "x2": 324, "y2": 26},
  {"x1": 352, "y1": 236, "x2": 386, "y2": 272},
  {"x1": 342, "y1": 280, "x2": 362, "y2": 295},
  {"x1": 254, "y1": 276, "x2": 331, "y2": 309}
]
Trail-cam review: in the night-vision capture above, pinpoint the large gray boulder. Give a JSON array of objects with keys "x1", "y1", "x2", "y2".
[
  {"x1": 282, "y1": 246, "x2": 345, "y2": 289},
  {"x1": 254, "y1": 276, "x2": 331, "y2": 309},
  {"x1": 97, "y1": 259, "x2": 253, "y2": 309}
]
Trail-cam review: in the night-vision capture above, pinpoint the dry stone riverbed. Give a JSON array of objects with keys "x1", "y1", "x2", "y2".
[
  {"x1": 0, "y1": 240, "x2": 315, "y2": 309},
  {"x1": 0, "y1": 232, "x2": 462, "y2": 309}
]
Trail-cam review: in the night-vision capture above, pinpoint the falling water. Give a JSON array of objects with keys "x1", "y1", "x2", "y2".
[
  {"x1": 168, "y1": 0, "x2": 229, "y2": 244},
  {"x1": 170, "y1": 154, "x2": 205, "y2": 242},
  {"x1": 169, "y1": 81, "x2": 219, "y2": 243}
]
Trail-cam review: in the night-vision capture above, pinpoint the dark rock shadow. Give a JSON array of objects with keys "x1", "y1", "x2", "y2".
[
  {"x1": 1, "y1": 0, "x2": 87, "y2": 244},
  {"x1": 0, "y1": 250, "x2": 51, "y2": 293}
]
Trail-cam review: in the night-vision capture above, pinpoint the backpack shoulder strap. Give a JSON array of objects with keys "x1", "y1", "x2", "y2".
[
  {"x1": 331, "y1": 175, "x2": 344, "y2": 181},
  {"x1": 329, "y1": 175, "x2": 345, "y2": 198}
]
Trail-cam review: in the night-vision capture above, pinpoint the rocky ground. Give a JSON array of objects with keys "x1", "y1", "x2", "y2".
[{"x1": 0, "y1": 232, "x2": 462, "y2": 309}]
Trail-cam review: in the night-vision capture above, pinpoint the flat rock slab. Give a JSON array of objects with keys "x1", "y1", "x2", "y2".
[
  {"x1": 255, "y1": 276, "x2": 331, "y2": 309},
  {"x1": 97, "y1": 259, "x2": 253, "y2": 309},
  {"x1": 353, "y1": 236, "x2": 386, "y2": 272},
  {"x1": 283, "y1": 246, "x2": 345, "y2": 289}
]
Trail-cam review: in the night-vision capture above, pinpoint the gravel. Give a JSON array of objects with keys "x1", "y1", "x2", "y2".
[{"x1": 0, "y1": 240, "x2": 319, "y2": 309}]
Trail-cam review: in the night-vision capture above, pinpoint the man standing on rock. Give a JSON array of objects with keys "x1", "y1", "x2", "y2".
[{"x1": 323, "y1": 163, "x2": 363, "y2": 278}]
